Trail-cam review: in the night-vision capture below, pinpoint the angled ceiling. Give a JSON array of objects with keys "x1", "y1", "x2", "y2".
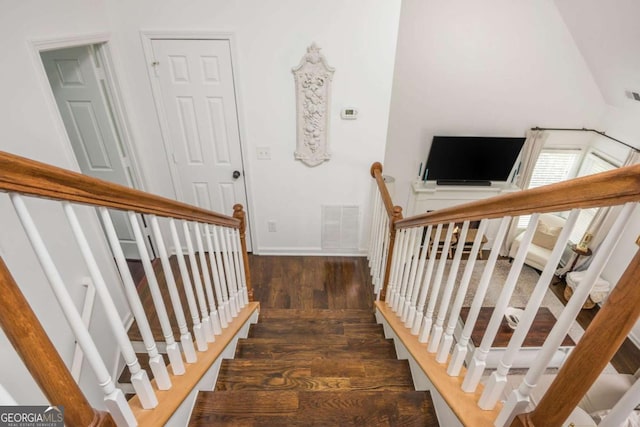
[{"x1": 554, "y1": 0, "x2": 640, "y2": 109}]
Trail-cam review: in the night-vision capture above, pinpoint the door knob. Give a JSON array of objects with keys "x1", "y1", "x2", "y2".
[{"x1": 232, "y1": 170, "x2": 241, "y2": 179}]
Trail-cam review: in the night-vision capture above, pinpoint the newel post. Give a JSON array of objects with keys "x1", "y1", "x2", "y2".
[
  {"x1": 233, "y1": 204, "x2": 253, "y2": 302},
  {"x1": 0, "y1": 257, "x2": 115, "y2": 427},
  {"x1": 511, "y1": 248, "x2": 640, "y2": 427},
  {"x1": 380, "y1": 206, "x2": 402, "y2": 301}
]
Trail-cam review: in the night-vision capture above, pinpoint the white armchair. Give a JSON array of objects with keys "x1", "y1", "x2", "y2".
[{"x1": 509, "y1": 213, "x2": 566, "y2": 271}]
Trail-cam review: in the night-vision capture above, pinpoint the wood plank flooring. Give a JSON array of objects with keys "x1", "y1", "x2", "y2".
[{"x1": 188, "y1": 255, "x2": 439, "y2": 426}]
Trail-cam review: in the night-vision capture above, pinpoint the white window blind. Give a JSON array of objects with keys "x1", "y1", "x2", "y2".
[{"x1": 517, "y1": 150, "x2": 582, "y2": 228}]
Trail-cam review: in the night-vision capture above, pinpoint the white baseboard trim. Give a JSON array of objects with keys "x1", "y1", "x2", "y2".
[
  {"x1": 256, "y1": 246, "x2": 367, "y2": 256},
  {"x1": 629, "y1": 331, "x2": 640, "y2": 349}
]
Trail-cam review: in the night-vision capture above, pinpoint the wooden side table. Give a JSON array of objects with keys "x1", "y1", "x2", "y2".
[{"x1": 567, "y1": 244, "x2": 592, "y2": 273}]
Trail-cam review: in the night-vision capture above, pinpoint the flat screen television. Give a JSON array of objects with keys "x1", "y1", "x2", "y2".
[{"x1": 423, "y1": 136, "x2": 525, "y2": 185}]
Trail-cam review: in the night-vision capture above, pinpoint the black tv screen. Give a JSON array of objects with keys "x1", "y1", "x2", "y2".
[{"x1": 423, "y1": 136, "x2": 525, "y2": 183}]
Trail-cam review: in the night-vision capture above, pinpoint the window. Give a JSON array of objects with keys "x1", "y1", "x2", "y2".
[
  {"x1": 517, "y1": 149, "x2": 582, "y2": 228},
  {"x1": 567, "y1": 152, "x2": 618, "y2": 243}
]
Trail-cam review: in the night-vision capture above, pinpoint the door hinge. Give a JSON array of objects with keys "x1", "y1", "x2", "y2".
[{"x1": 151, "y1": 61, "x2": 160, "y2": 77}]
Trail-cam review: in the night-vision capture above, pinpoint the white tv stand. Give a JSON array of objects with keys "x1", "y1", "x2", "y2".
[{"x1": 407, "y1": 180, "x2": 521, "y2": 249}]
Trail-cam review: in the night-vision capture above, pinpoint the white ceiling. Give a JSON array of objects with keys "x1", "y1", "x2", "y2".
[{"x1": 554, "y1": 0, "x2": 640, "y2": 109}]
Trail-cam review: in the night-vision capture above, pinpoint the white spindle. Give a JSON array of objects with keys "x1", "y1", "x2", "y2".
[
  {"x1": 386, "y1": 228, "x2": 406, "y2": 307},
  {"x1": 0, "y1": 384, "x2": 17, "y2": 405},
  {"x1": 405, "y1": 225, "x2": 429, "y2": 326},
  {"x1": 211, "y1": 225, "x2": 232, "y2": 323},
  {"x1": 369, "y1": 191, "x2": 382, "y2": 279},
  {"x1": 368, "y1": 189, "x2": 381, "y2": 269},
  {"x1": 377, "y1": 220, "x2": 391, "y2": 298},
  {"x1": 418, "y1": 222, "x2": 455, "y2": 343},
  {"x1": 127, "y1": 212, "x2": 186, "y2": 373},
  {"x1": 411, "y1": 224, "x2": 441, "y2": 335},
  {"x1": 220, "y1": 226, "x2": 239, "y2": 317},
  {"x1": 65, "y1": 203, "x2": 157, "y2": 409},
  {"x1": 231, "y1": 229, "x2": 248, "y2": 307},
  {"x1": 169, "y1": 219, "x2": 207, "y2": 352},
  {"x1": 10, "y1": 194, "x2": 135, "y2": 426},
  {"x1": 204, "y1": 224, "x2": 228, "y2": 328},
  {"x1": 448, "y1": 216, "x2": 511, "y2": 377},
  {"x1": 496, "y1": 203, "x2": 635, "y2": 426},
  {"x1": 101, "y1": 209, "x2": 174, "y2": 385},
  {"x1": 194, "y1": 222, "x2": 222, "y2": 336},
  {"x1": 599, "y1": 378, "x2": 640, "y2": 427},
  {"x1": 436, "y1": 220, "x2": 488, "y2": 363},
  {"x1": 401, "y1": 227, "x2": 423, "y2": 322},
  {"x1": 182, "y1": 221, "x2": 214, "y2": 343},
  {"x1": 149, "y1": 215, "x2": 196, "y2": 364},
  {"x1": 394, "y1": 227, "x2": 418, "y2": 313},
  {"x1": 479, "y1": 210, "x2": 579, "y2": 409},
  {"x1": 428, "y1": 221, "x2": 470, "y2": 354}
]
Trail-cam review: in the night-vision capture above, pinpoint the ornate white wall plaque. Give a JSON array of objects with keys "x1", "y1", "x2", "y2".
[{"x1": 292, "y1": 43, "x2": 334, "y2": 167}]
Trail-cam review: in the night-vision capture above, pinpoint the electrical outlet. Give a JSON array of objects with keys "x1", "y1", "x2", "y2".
[
  {"x1": 267, "y1": 221, "x2": 277, "y2": 232},
  {"x1": 256, "y1": 147, "x2": 271, "y2": 160}
]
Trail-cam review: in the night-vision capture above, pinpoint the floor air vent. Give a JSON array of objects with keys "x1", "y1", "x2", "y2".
[{"x1": 321, "y1": 205, "x2": 359, "y2": 250}]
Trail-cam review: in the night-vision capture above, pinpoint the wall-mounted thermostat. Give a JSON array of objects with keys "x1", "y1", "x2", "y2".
[{"x1": 341, "y1": 108, "x2": 359, "y2": 120}]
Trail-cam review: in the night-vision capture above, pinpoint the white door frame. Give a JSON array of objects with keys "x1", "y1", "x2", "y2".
[
  {"x1": 30, "y1": 32, "x2": 156, "y2": 258},
  {"x1": 140, "y1": 30, "x2": 255, "y2": 251}
]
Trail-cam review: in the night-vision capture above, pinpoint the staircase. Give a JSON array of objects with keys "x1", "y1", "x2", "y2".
[{"x1": 188, "y1": 308, "x2": 440, "y2": 426}]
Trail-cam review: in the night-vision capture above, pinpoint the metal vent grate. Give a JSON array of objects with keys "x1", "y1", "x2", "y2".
[{"x1": 321, "y1": 205, "x2": 359, "y2": 250}]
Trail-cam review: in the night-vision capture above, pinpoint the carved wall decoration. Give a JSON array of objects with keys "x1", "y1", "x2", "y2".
[{"x1": 292, "y1": 43, "x2": 334, "y2": 167}]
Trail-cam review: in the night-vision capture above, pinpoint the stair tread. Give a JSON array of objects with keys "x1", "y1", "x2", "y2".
[
  {"x1": 234, "y1": 341, "x2": 398, "y2": 360},
  {"x1": 258, "y1": 308, "x2": 375, "y2": 321},
  {"x1": 189, "y1": 390, "x2": 439, "y2": 426}
]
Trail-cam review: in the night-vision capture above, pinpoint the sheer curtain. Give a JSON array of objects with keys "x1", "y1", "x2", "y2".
[
  {"x1": 556, "y1": 148, "x2": 640, "y2": 275},
  {"x1": 501, "y1": 129, "x2": 548, "y2": 256}
]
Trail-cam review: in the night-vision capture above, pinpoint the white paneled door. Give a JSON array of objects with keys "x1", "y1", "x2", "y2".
[
  {"x1": 41, "y1": 45, "x2": 151, "y2": 260},
  {"x1": 149, "y1": 39, "x2": 251, "y2": 249}
]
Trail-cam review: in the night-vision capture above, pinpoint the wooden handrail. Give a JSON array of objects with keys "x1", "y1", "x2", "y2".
[
  {"x1": 370, "y1": 162, "x2": 397, "y2": 219},
  {"x1": 396, "y1": 164, "x2": 640, "y2": 229},
  {"x1": 0, "y1": 150, "x2": 239, "y2": 228},
  {"x1": 233, "y1": 204, "x2": 253, "y2": 301},
  {"x1": 0, "y1": 257, "x2": 115, "y2": 427},
  {"x1": 512, "y1": 248, "x2": 640, "y2": 427}
]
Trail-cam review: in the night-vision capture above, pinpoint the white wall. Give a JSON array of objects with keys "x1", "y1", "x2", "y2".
[
  {"x1": 103, "y1": 0, "x2": 402, "y2": 254},
  {"x1": 0, "y1": 1, "x2": 131, "y2": 408},
  {"x1": 384, "y1": 0, "x2": 606, "y2": 210}
]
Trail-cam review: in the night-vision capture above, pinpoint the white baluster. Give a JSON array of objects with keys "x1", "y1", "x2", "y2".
[
  {"x1": 394, "y1": 227, "x2": 418, "y2": 313},
  {"x1": 599, "y1": 378, "x2": 640, "y2": 427},
  {"x1": 497, "y1": 203, "x2": 635, "y2": 426},
  {"x1": 230, "y1": 228, "x2": 246, "y2": 308},
  {"x1": 149, "y1": 215, "x2": 196, "y2": 364},
  {"x1": 64, "y1": 203, "x2": 157, "y2": 409},
  {"x1": 10, "y1": 194, "x2": 135, "y2": 426},
  {"x1": 204, "y1": 224, "x2": 228, "y2": 328},
  {"x1": 418, "y1": 223, "x2": 455, "y2": 343},
  {"x1": 386, "y1": 229, "x2": 406, "y2": 307},
  {"x1": 412, "y1": 224, "x2": 441, "y2": 335},
  {"x1": 211, "y1": 225, "x2": 232, "y2": 323},
  {"x1": 369, "y1": 191, "x2": 382, "y2": 279},
  {"x1": 376, "y1": 219, "x2": 390, "y2": 299},
  {"x1": 437, "y1": 220, "x2": 488, "y2": 363},
  {"x1": 479, "y1": 210, "x2": 579, "y2": 409},
  {"x1": 99, "y1": 209, "x2": 172, "y2": 390},
  {"x1": 220, "y1": 226, "x2": 239, "y2": 317},
  {"x1": 194, "y1": 222, "x2": 222, "y2": 336},
  {"x1": 127, "y1": 212, "x2": 186, "y2": 375},
  {"x1": 233, "y1": 229, "x2": 249, "y2": 305},
  {"x1": 448, "y1": 216, "x2": 510, "y2": 377},
  {"x1": 405, "y1": 225, "x2": 431, "y2": 329},
  {"x1": 368, "y1": 190, "x2": 381, "y2": 269},
  {"x1": 462, "y1": 214, "x2": 539, "y2": 393},
  {"x1": 0, "y1": 384, "x2": 17, "y2": 405},
  {"x1": 428, "y1": 221, "x2": 470, "y2": 354},
  {"x1": 182, "y1": 221, "x2": 214, "y2": 343},
  {"x1": 401, "y1": 227, "x2": 424, "y2": 322},
  {"x1": 169, "y1": 219, "x2": 207, "y2": 352}
]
